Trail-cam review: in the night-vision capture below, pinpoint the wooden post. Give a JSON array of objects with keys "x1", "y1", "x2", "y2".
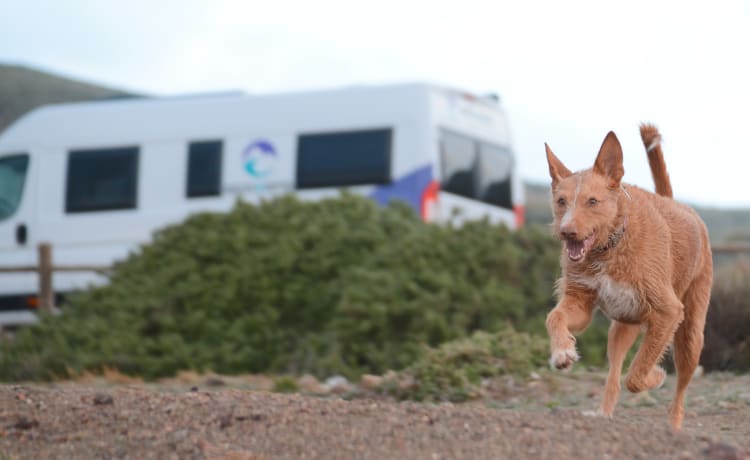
[{"x1": 38, "y1": 243, "x2": 54, "y2": 312}]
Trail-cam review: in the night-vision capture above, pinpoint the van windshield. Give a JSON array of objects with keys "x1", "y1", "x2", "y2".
[{"x1": 0, "y1": 154, "x2": 29, "y2": 221}]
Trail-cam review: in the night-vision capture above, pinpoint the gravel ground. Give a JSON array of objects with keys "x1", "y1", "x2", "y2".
[{"x1": 1, "y1": 372, "x2": 748, "y2": 459}]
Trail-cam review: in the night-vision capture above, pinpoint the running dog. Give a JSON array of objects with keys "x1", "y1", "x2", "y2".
[{"x1": 544, "y1": 124, "x2": 712, "y2": 429}]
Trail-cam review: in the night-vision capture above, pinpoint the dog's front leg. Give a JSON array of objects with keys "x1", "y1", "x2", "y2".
[{"x1": 545, "y1": 290, "x2": 595, "y2": 370}]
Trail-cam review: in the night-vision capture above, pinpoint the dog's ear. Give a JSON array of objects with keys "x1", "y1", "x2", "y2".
[
  {"x1": 545, "y1": 143, "x2": 572, "y2": 186},
  {"x1": 593, "y1": 131, "x2": 624, "y2": 189}
]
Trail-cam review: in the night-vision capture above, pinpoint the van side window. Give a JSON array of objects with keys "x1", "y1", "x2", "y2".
[
  {"x1": 297, "y1": 128, "x2": 392, "y2": 189},
  {"x1": 187, "y1": 140, "x2": 223, "y2": 197},
  {"x1": 0, "y1": 154, "x2": 29, "y2": 221},
  {"x1": 66, "y1": 146, "x2": 139, "y2": 213}
]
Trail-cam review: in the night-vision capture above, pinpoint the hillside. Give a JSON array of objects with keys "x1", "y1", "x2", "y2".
[
  {"x1": 0, "y1": 64, "x2": 135, "y2": 133},
  {"x1": 523, "y1": 181, "x2": 554, "y2": 226}
]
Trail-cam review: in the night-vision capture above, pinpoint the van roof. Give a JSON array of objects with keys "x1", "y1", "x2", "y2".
[{"x1": 0, "y1": 82, "x2": 502, "y2": 149}]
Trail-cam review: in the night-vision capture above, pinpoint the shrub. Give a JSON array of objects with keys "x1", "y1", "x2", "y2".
[
  {"x1": 0, "y1": 194, "x2": 564, "y2": 381},
  {"x1": 272, "y1": 376, "x2": 299, "y2": 393},
  {"x1": 383, "y1": 327, "x2": 548, "y2": 402},
  {"x1": 332, "y1": 221, "x2": 560, "y2": 375}
]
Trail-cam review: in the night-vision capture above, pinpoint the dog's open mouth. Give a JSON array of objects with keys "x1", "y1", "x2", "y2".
[{"x1": 565, "y1": 233, "x2": 596, "y2": 262}]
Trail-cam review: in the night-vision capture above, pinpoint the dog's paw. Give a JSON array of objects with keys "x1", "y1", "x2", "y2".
[
  {"x1": 625, "y1": 366, "x2": 666, "y2": 393},
  {"x1": 649, "y1": 366, "x2": 667, "y2": 390},
  {"x1": 549, "y1": 348, "x2": 579, "y2": 370}
]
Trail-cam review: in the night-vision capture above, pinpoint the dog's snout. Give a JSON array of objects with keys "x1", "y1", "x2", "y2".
[{"x1": 560, "y1": 227, "x2": 578, "y2": 240}]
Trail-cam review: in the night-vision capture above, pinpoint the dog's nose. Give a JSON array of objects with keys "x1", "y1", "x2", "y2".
[{"x1": 560, "y1": 227, "x2": 578, "y2": 240}]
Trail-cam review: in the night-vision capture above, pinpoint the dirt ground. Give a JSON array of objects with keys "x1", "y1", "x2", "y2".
[{"x1": 1, "y1": 370, "x2": 748, "y2": 460}]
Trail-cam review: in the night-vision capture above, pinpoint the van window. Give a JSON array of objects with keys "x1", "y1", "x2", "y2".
[
  {"x1": 66, "y1": 146, "x2": 139, "y2": 213},
  {"x1": 0, "y1": 154, "x2": 29, "y2": 221},
  {"x1": 439, "y1": 129, "x2": 514, "y2": 209},
  {"x1": 187, "y1": 140, "x2": 223, "y2": 197},
  {"x1": 440, "y1": 130, "x2": 476, "y2": 199},
  {"x1": 297, "y1": 128, "x2": 391, "y2": 189},
  {"x1": 477, "y1": 143, "x2": 513, "y2": 209}
]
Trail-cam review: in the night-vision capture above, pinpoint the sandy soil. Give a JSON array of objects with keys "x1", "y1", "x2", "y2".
[{"x1": 1, "y1": 371, "x2": 748, "y2": 459}]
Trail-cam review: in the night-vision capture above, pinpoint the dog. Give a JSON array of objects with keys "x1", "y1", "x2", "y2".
[{"x1": 543, "y1": 124, "x2": 712, "y2": 429}]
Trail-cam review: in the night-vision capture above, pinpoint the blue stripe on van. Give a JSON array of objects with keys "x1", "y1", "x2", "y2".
[{"x1": 369, "y1": 164, "x2": 433, "y2": 213}]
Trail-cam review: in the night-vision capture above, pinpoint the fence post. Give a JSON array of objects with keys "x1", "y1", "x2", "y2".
[{"x1": 38, "y1": 243, "x2": 54, "y2": 311}]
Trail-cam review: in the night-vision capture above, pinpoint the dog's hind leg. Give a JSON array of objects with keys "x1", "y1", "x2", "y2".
[
  {"x1": 624, "y1": 292, "x2": 684, "y2": 395},
  {"x1": 601, "y1": 320, "x2": 640, "y2": 417},
  {"x1": 670, "y1": 272, "x2": 712, "y2": 429}
]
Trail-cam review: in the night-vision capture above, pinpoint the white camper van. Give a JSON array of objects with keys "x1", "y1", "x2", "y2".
[{"x1": 0, "y1": 83, "x2": 524, "y2": 325}]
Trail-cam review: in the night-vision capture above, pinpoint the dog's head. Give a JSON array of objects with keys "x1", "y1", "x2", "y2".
[{"x1": 545, "y1": 131, "x2": 625, "y2": 263}]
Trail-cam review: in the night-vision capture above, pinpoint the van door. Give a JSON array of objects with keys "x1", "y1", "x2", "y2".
[{"x1": 0, "y1": 153, "x2": 37, "y2": 312}]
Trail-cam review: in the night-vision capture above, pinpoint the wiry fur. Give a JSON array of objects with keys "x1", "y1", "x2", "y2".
[
  {"x1": 640, "y1": 123, "x2": 673, "y2": 198},
  {"x1": 544, "y1": 125, "x2": 712, "y2": 429}
]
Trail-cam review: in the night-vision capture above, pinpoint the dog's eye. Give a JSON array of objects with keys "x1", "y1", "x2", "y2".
[
  {"x1": 557, "y1": 197, "x2": 567, "y2": 207},
  {"x1": 588, "y1": 197, "x2": 598, "y2": 206}
]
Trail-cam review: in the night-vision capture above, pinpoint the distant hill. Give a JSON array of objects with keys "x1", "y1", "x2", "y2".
[
  {"x1": 0, "y1": 64, "x2": 136, "y2": 133},
  {"x1": 523, "y1": 181, "x2": 750, "y2": 244},
  {"x1": 523, "y1": 181, "x2": 554, "y2": 226},
  {"x1": 692, "y1": 206, "x2": 750, "y2": 244}
]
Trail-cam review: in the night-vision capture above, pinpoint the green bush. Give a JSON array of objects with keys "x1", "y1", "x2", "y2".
[
  {"x1": 332, "y1": 221, "x2": 561, "y2": 375},
  {"x1": 272, "y1": 376, "x2": 300, "y2": 393},
  {"x1": 383, "y1": 328, "x2": 548, "y2": 402},
  {"x1": 0, "y1": 194, "x2": 564, "y2": 381}
]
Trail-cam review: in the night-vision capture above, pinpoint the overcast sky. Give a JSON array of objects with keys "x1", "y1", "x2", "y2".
[{"x1": 2, "y1": 0, "x2": 748, "y2": 207}]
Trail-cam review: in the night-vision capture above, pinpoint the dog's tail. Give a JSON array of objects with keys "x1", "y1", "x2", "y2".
[{"x1": 640, "y1": 123, "x2": 673, "y2": 198}]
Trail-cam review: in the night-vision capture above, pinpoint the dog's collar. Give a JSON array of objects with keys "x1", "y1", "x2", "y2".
[{"x1": 592, "y1": 216, "x2": 627, "y2": 254}]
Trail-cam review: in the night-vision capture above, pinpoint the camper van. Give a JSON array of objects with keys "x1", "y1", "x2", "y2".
[{"x1": 0, "y1": 83, "x2": 524, "y2": 325}]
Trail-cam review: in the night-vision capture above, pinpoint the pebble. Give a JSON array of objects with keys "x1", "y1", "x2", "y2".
[
  {"x1": 93, "y1": 393, "x2": 114, "y2": 405},
  {"x1": 360, "y1": 374, "x2": 383, "y2": 390},
  {"x1": 324, "y1": 375, "x2": 349, "y2": 388},
  {"x1": 298, "y1": 374, "x2": 324, "y2": 393}
]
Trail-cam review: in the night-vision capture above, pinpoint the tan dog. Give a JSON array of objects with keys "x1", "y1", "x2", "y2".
[{"x1": 544, "y1": 124, "x2": 712, "y2": 429}]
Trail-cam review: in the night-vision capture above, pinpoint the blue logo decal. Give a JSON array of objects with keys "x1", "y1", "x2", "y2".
[{"x1": 242, "y1": 139, "x2": 277, "y2": 178}]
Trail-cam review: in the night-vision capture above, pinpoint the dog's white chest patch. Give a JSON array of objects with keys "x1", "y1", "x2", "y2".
[{"x1": 574, "y1": 274, "x2": 641, "y2": 322}]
